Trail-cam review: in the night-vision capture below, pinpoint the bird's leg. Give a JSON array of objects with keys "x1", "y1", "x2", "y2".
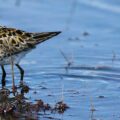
[
  {"x1": 1, "y1": 65, "x2": 6, "y2": 88},
  {"x1": 10, "y1": 57, "x2": 16, "y2": 94},
  {"x1": 16, "y1": 64, "x2": 24, "y2": 86}
]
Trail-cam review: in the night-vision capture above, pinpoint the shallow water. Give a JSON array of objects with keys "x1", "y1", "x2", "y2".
[{"x1": 0, "y1": 0, "x2": 120, "y2": 120}]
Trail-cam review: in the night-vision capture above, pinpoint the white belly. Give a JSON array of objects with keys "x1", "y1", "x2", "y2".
[{"x1": 0, "y1": 51, "x2": 29, "y2": 65}]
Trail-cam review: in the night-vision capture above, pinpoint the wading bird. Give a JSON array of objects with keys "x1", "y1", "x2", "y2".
[{"x1": 0, "y1": 26, "x2": 61, "y2": 90}]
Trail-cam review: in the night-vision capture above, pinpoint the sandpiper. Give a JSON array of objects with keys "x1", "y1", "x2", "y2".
[{"x1": 0, "y1": 26, "x2": 61, "y2": 89}]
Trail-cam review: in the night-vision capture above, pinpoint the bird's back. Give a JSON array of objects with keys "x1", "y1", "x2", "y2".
[{"x1": 0, "y1": 26, "x2": 61, "y2": 64}]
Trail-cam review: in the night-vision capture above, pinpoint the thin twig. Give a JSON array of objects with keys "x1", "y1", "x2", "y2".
[
  {"x1": 10, "y1": 56, "x2": 15, "y2": 88},
  {"x1": 60, "y1": 49, "x2": 74, "y2": 73},
  {"x1": 90, "y1": 97, "x2": 96, "y2": 120}
]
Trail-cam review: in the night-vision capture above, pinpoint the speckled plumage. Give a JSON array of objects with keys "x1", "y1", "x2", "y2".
[{"x1": 0, "y1": 26, "x2": 61, "y2": 64}]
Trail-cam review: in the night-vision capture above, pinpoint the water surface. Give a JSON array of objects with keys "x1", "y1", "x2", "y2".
[{"x1": 0, "y1": 0, "x2": 120, "y2": 120}]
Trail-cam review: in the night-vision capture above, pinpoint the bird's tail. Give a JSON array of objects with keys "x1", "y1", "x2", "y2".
[{"x1": 31, "y1": 31, "x2": 61, "y2": 45}]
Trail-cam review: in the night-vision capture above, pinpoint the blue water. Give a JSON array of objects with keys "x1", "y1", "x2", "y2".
[{"x1": 0, "y1": 0, "x2": 120, "y2": 120}]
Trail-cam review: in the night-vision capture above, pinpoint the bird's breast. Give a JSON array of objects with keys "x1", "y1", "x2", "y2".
[{"x1": 0, "y1": 51, "x2": 29, "y2": 65}]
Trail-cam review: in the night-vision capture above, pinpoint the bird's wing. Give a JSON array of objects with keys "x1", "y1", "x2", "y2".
[{"x1": 0, "y1": 26, "x2": 61, "y2": 58}]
